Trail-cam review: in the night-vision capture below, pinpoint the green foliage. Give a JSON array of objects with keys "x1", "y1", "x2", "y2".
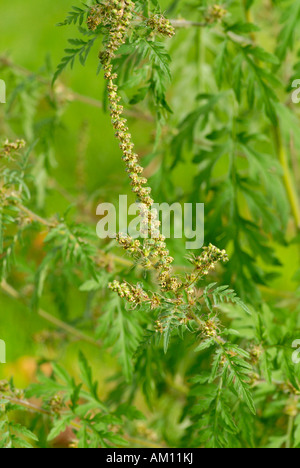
[
  {"x1": 0, "y1": 0, "x2": 300, "y2": 450},
  {"x1": 53, "y1": 33, "x2": 97, "y2": 84},
  {"x1": 276, "y1": 0, "x2": 300, "y2": 61},
  {"x1": 58, "y1": 6, "x2": 89, "y2": 27},
  {"x1": 0, "y1": 414, "x2": 38, "y2": 448},
  {"x1": 96, "y1": 296, "x2": 143, "y2": 381}
]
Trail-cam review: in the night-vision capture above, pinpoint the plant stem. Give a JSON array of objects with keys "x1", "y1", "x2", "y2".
[
  {"x1": 243, "y1": 0, "x2": 256, "y2": 42},
  {"x1": 273, "y1": 123, "x2": 300, "y2": 231},
  {"x1": 0, "y1": 280, "x2": 102, "y2": 349},
  {"x1": 17, "y1": 203, "x2": 56, "y2": 228},
  {"x1": 1, "y1": 395, "x2": 51, "y2": 415},
  {"x1": 241, "y1": 0, "x2": 300, "y2": 231},
  {"x1": 0, "y1": 56, "x2": 153, "y2": 122},
  {"x1": 286, "y1": 415, "x2": 294, "y2": 449}
]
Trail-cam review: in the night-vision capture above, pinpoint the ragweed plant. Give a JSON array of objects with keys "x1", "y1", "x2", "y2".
[
  {"x1": 1, "y1": 0, "x2": 300, "y2": 449},
  {"x1": 82, "y1": 0, "x2": 257, "y2": 417}
]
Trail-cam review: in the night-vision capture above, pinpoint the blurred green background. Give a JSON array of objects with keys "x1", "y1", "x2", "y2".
[
  {"x1": 0, "y1": 0, "x2": 133, "y2": 390},
  {"x1": 0, "y1": 0, "x2": 193, "y2": 401},
  {"x1": 0, "y1": 0, "x2": 298, "y2": 395}
]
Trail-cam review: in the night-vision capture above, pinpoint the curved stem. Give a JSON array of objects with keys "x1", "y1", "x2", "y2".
[
  {"x1": 0, "y1": 56, "x2": 152, "y2": 122},
  {"x1": 240, "y1": 2, "x2": 300, "y2": 232},
  {"x1": 17, "y1": 203, "x2": 56, "y2": 228},
  {"x1": 273, "y1": 123, "x2": 300, "y2": 231},
  {"x1": 1, "y1": 280, "x2": 102, "y2": 349}
]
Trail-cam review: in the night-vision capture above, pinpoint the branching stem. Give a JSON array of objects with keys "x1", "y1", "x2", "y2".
[{"x1": 0, "y1": 280, "x2": 102, "y2": 349}]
